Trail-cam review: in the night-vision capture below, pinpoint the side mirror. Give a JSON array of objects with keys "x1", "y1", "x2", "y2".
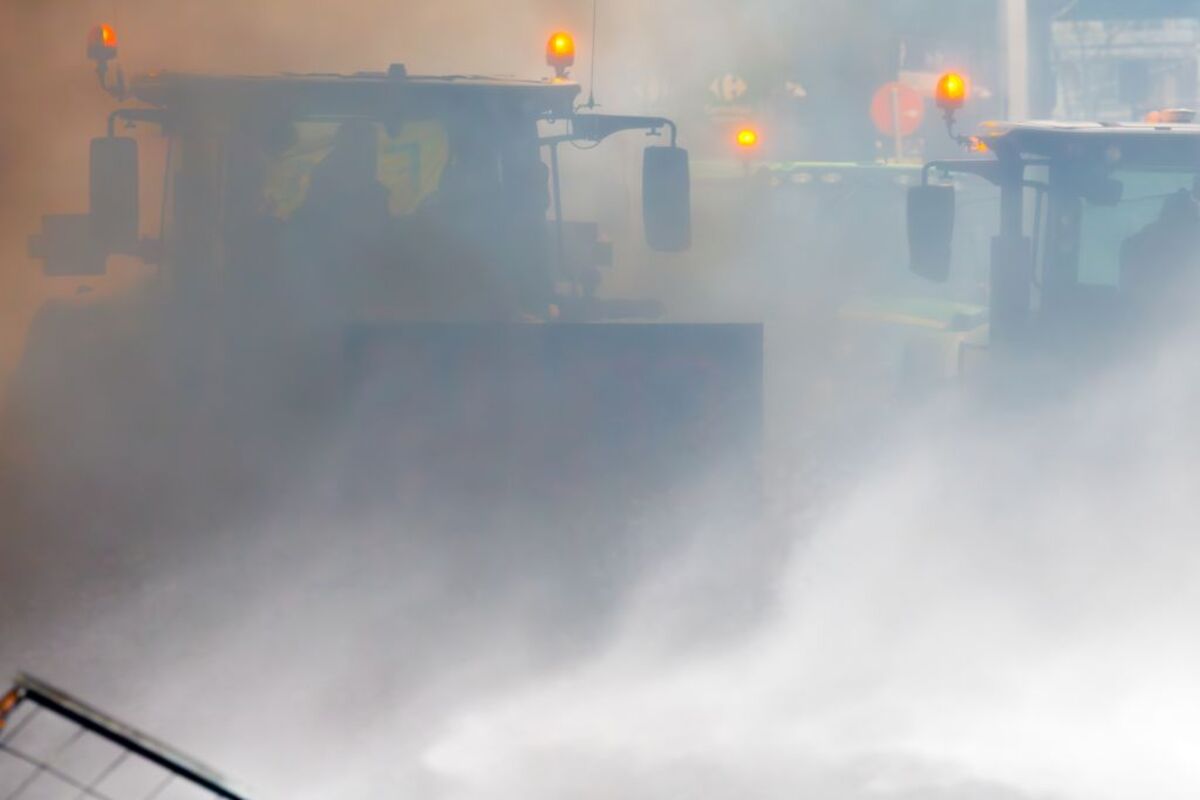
[
  {"x1": 90, "y1": 136, "x2": 139, "y2": 253},
  {"x1": 28, "y1": 214, "x2": 107, "y2": 276},
  {"x1": 643, "y1": 146, "x2": 691, "y2": 252},
  {"x1": 907, "y1": 184, "x2": 955, "y2": 282}
]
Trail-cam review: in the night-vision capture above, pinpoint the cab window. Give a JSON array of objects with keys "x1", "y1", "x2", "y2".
[
  {"x1": 261, "y1": 118, "x2": 450, "y2": 220},
  {"x1": 1076, "y1": 169, "x2": 1195, "y2": 287}
]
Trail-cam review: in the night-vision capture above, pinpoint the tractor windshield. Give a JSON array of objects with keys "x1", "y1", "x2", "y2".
[
  {"x1": 208, "y1": 111, "x2": 554, "y2": 323},
  {"x1": 260, "y1": 119, "x2": 451, "y2": 220},
  {"x1": 1077, "y1": 169, "x2": 1198, "y2": 289},
  {"x1": 1036, "y1": 164, "x2": 1200, "y2": 350}
]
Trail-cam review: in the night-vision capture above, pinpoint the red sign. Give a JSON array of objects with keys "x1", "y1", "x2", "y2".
[{"x1": 870, "y1": 82, "x2": 925, "y2": 138}]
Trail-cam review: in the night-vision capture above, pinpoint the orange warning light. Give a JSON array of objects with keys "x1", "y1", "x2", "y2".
[
  {"x1": 87, "y1": 24, "x2": 118, "y2": 60},
  {"x1": 0, "y1": 689, "x2": 20, "y2": 730},
  {"x1": 935, "y1": 72, "x2": 968, "y2": 111},
  {"x1": 735, "y1": 128, "x2": 759, "y2": 149},
  {"x1": 547, "y1": 31, "x2": 576, "y2": 74}
]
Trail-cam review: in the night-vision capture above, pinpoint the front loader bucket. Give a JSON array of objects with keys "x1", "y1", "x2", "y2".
[
  {"x1": 337, "y1": 322, "x2": 763, "y2": 516},
  {"x1": 3, "y1": 314, "x2": 762, "y2": 540}
]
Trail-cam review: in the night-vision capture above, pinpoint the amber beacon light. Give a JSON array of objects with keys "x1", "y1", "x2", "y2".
[
  {"x1": 547, "y1": 31, "x2": 576, "y2": 78},
  {"x1": 735, "y1": 127, "x2": 759, "y2": 149},
  {"x1": 87, "y1": 23, "x2": 118, "y2": 61},
  {"x1": 935, "y1": 71, "x2": 967, "y2": 111}
]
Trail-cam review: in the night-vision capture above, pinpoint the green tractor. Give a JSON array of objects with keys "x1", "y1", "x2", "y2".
[
  {"x1": 908, "y1": 116, "x2": 1200, "y2": 394},
  {"x1": 8, "y1": 28, "x2": 762, "y2": 532}
]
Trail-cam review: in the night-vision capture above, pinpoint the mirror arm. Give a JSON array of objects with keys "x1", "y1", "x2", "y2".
[
  {"x1": 106, "y1": 108, "x2": 166, "y2": 138},
  {"x1": 95, "y1": 60, "x2": 126, "y2": 101},
  {"x1": 921, "y1": 158, "x2": 1004, "y2": 187},
  {"x1": 942, "y1": 111, "x2": 982, "y2": 151},
  {"x1": 922, "y1": 156, "x2": 1050, "y2": 188},
  {"x1": 541, "y1": 114, "x2": 678, "y2": 148}
]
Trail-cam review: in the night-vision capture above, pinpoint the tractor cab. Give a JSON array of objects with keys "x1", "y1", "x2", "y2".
[
  {"x1": 31, "y1": 31, "x2": 692, "y2": 325},
  {"x1": 11, "y1": 28, "x2": 760, "y2": 530},
  {"x1": 909, "y1": 118, "x2": 1200, "y2": 385}
]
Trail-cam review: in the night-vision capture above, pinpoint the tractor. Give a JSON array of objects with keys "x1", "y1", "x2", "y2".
[
  {"x1": 8, "y1": 27, "x2": 762, "y2": 535},
  {"x1": 908, "y1": 108, "x2": 1200, "y2": 394}
]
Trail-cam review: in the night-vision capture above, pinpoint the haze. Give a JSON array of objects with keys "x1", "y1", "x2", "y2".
[{"x1": 3, "y1": 3, "x2": 1199, "y2": 800}]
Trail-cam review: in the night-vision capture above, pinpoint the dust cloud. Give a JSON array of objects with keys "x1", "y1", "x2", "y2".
[
  {"x1": 420, "y1": 336, "x2": 1200, "y2": 800},
  {"x1": 3, "y1": 2, "x2": 1200, "y2": 800}
]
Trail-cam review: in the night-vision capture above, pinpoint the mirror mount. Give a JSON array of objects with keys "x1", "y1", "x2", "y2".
[
  {"x1": 539, "y1": 113, "x2": 690, "y2": 254},
  {"x1": 541, "y1": 114, "x2": 678, "y2": 148},
  {"x1": 107, "y1": 108, "x2": 165, "y2": 138},
  {"x1": 921, "y1": 158, "x2": 1004, "y2": 188}
]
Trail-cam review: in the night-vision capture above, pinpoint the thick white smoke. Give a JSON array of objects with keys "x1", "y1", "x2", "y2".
[
  {"x1": 412, "y1": 334, "x2": 1200, "y2": 800},
  {"x1": 20, "y1": 324, "x2": 1195, "y2": 800},
  {"x1": 7, "y1": 3, "x2": 1200, "y2": 800}
]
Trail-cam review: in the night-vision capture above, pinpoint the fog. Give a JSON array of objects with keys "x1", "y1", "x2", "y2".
[
  {"x1": 421, "y1": 339, "x2": 1200, "y2": 800},
  {"x1": 3, "y1": 2, "x2": 1199, "y2": 800}
]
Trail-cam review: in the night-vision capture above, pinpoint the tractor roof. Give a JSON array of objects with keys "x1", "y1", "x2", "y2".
[
  {"x1": 979, "y1": 120, "x2": 1200, "y2": 167},
  {"x1": 130, "y1": 68, "x2": 581, "y2": 119}
]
